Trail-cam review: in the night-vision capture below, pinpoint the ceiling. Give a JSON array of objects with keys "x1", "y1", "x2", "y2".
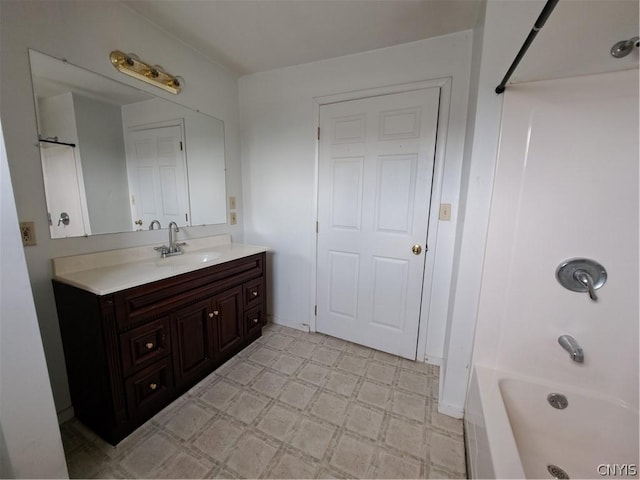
[
  {"x1": 511, "y1": 0, "x2": 639, "y2": 84},
  {"x1": 123, "y1": 0, "x2": 483, "y2": 75}
]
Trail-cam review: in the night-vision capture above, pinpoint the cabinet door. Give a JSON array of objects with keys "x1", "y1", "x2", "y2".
[
  {"x1": 212, "y1": 286, "x2": 243, "y2": 358},
  {"x1": 172, "y1": 299, "x2": 216, "y2": 389}
]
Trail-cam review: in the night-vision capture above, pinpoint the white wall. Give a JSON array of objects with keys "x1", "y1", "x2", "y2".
[
  {"x1": 38, "y1": 93, "x2": 79, "y2": 144},
  {"x1": 240, "y1": 32, "x2": 472, "y2": 366},
  {"x1": 73, "y1": 93, "x2": 131, "y2": 234},
  {"x1": 0, "y1": 123, "x2": 68, "y2": 478},
  {"x1": 0, "y1": 0, "x2": 242, "y2": 417},
  {"x1": 473, "y1": 70, "x2": 638, "y2": 404}
]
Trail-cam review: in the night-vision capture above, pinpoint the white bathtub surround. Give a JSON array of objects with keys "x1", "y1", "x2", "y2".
[
  {"x1": 52, "y1": 234, "x2": 267, "y2": 295},
  {"x1": 466, "y1": 70, "x2": 639, "y2": 478}
]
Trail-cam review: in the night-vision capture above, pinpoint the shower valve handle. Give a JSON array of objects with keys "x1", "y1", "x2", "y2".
[{"x1": 574, "y1": 270, "x2": 597, "y2": 301}]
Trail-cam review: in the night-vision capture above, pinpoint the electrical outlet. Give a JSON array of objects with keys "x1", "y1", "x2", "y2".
[
  {"x1": 229, "y1": 196, "x2": 236, "y2": 210},
  {"x1": 20, "y1": 221, "x2": 36, "y2": 246},
  {"x1": 229, "y1": 212, "x2": 237, "y2": 225},
  {"x1": 439, "y1": 203, "x2": 452, "y2": 221}
]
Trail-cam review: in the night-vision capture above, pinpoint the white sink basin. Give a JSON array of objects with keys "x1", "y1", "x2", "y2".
[
  {"x1": 181, "y1": 251, "x2": 222, "y2": 264},
  {"x1": 165, "y1": 251, "x2": 222, "y2": 266},
  {"x1": 141, "y1": 251, "x2": 223, "y2": 271}
]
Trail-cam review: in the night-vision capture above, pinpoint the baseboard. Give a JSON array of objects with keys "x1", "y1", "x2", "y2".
[
  {"x1": 268, "y1": 315, "x2": 310, "y2": 333},
  {"x1": 437, "y1": 400, "x2": 464, "y2": 419},
  {"x1": 57, "y1": 405, "x2": 74, "y2": 424},
  {"x1": 425, "y1": 355, "x2": 443, "y2": 366}
]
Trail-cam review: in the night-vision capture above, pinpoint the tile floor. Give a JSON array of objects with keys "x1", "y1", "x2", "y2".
[{"x1": 60, "y1": 324, "x2": 467, "y2": 479}]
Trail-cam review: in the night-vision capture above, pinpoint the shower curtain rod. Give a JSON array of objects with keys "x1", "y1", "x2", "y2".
[
  {"x1": 38, "y1": 138, "x2": 76, "y2": 148},
  {"x1": 495, "y1": 0, "x2": 560, "y2": 94}
]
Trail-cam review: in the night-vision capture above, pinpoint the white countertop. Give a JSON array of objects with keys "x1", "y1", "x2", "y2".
[{"x1": 52, "y1": 235, "x2": 267, "y2": 296}]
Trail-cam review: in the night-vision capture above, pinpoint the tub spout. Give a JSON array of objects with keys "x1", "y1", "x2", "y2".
[{"x1": 558, "y1": 335, "x2": 584, "y2": 363}]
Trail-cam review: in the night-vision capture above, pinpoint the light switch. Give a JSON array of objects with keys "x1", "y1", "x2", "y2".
[
  {"x1": 439, "y1": 203, "x2": 451, "y2": 221},
  {"x1": 230, "y1": 212, "x2": 237, "y2": 225},
  {"x1": 229, "y1": 196, "x2": 236, "y2": 210}
]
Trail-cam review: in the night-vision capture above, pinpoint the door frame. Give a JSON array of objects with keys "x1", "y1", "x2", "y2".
[{"x1": 312, "y1": 77, "x2": 452, "y2": 363}]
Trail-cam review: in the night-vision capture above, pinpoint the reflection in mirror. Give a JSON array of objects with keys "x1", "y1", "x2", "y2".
[{"x1": 29, "y1": 50, "x2": 227, "y2": 238}]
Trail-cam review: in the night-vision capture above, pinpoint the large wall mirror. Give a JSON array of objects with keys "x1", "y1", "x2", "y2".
[{"x1": 29, "y1": 49, "x2": 227, "y2": 238}]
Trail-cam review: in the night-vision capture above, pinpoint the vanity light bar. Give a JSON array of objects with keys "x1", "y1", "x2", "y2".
[{"x1": 109, "y1": 51, "x2": 182, "y2": 94}]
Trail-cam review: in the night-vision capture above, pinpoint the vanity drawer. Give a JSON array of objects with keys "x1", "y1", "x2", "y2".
[
  {"x1": 116, "y1": 253, "x2": 264, "y2": 330},
  {"x1": 120, "y1": 317, "x2": 171, "y2": 377},
  {"x1": 125, "y1": 357, "x2": 174, "y2": 420},
  {"x1": 243, "y1": 277, "x2": 264, "y2": 310},
  {"x1": 245, "y1": 306, "x2": 264, "y2": 338}
]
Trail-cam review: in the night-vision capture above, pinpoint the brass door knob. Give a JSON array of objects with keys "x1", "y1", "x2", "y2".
[
  {"x1": 411, "y1": 244, "x2": 422, "y2": 255},
  {"x1": 145, "y1": 342, "x2": 154, "y2": 350}
]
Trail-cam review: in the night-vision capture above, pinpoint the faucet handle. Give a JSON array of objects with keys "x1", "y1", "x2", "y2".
[{"x1": 574, "y1": 270, "x2": 597, "y2": 301}]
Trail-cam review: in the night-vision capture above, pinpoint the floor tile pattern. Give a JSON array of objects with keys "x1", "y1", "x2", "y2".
[{"x1": 61, "y1": 324, "x2": 466, "y2": 479}]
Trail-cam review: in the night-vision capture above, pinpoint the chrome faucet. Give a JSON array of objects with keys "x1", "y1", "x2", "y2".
[
  {"x1": 149, "y1": 219, "x2": 161, "y2": 230},
  {"x1": 154, "y1": 221, "x2": 186, "y2": 257},
  {"x1": 168, "y1": 221, "x2": 178, "y2": 247},
  {"x1": 558, "y1": 335, "x2": 584, "y2": 363}
]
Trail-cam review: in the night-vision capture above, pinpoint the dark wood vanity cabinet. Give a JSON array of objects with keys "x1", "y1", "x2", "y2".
[
  {"x1": 171, "y1": 299, "x2": 217, "y2": 390},
  {"x1": 53, "y1": 252, "x2": 266, "y2": 445}
]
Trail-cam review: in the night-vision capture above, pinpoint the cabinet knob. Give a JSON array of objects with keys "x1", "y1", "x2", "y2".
[
  {"x1": 252, "y1": 291, "x2": 258, "y2": 297},
  {"x1": 149, "y1": 383, "x2": 158, "y2": 390},
  {"x1": 252, "y1": 318, "x2": 259, "y2": 324},
  {"x1": 213, "y1": 310, "x2": 219, "y2": 316},
  {"x1": 145, "y1": 342, "x2": 154, "y2": 350},
  {"x1": 208, "y1": 313, "x2": 214, "y2": 318}
]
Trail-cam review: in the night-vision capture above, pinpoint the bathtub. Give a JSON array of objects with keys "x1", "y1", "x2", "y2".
[{"x1": 465, "y1": 365, "x2": 639, "y2": 479}]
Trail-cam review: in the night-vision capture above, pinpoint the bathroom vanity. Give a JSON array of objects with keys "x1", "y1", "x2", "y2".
[{"x1": 52, "y1": 236, "x2": 267, "y2": 444}]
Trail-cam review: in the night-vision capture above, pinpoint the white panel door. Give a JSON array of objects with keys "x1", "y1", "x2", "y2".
[
  {"x1": 126, "y1": 125, "x2": 189, "y2": 229},
  {"x1": 317, "y1": 88, "x2": 440, "y2": 359},
  {"x1": 41, "y1": 144, "x2": 91, "y2": 238}
]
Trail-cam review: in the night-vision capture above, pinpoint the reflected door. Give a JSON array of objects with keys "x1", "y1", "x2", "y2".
[
  {"x1": 41, "y1": 144, "x2": 91, "y2": 238},
  {"x1": 126, "y1": 124, "x2": 189, "y2": 229},
  {"x1": 316, "y1": 88, "x2": 440, "y2": 359}
]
